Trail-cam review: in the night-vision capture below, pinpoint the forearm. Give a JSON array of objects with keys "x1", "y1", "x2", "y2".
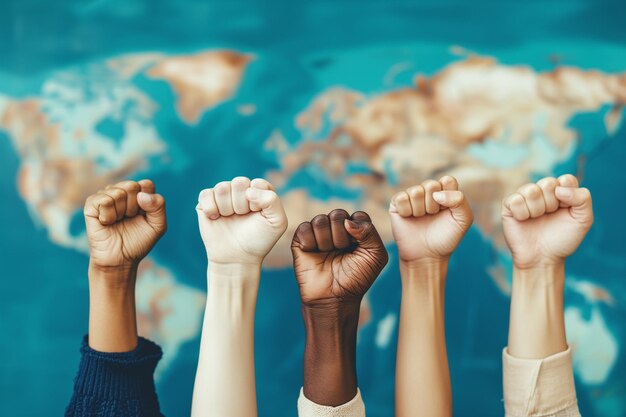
[
  {"x1": 191, "y1": 262, "x2": 260, "y2": 417},
  {"x1": 88, "y1": 263, "x2": 138, "y2": 352},
  {"x1": 302, "y1": 302, "x2": 360, "y2": 407},
  {"x1": 395, "y1": 260, "x2": 451, "y2": 417},
  {"x1": 508, "y1": 264, "x2": 567, "y2": 359}
]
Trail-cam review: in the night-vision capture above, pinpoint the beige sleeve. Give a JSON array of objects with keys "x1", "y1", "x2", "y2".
[
  {"x1": 298, "y1": 388, "x2": 365, "y2": 417},
  {"x1": 503, "y1": 347, "x2": 581, "y2": 417}
]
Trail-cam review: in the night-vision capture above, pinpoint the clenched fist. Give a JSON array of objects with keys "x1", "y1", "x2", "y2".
[
  {"x1": 502, "y1": 174, "x2": 594, "y2": 269},
  {"x1": 197, "y1": 177, "x2": 288, "y2": 265},
  {"x1": 390, "y1": 176, "x2": 473, "y2": 264},
  {"x1": 291, "y1": 210, "x2": 389, "y2": 306},
  {"x1": 84, "y1": 179, "x2": 167, "y2": 271}
]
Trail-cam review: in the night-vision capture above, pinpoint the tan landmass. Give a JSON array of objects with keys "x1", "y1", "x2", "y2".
[
  {"x1": 0, "y1": 96, "x2": 163, "y2": 249},
  {"x1": 264, "y1": 55, "x2": 625, "y2": 279},
  {"x1": 148, "y1": 50, "x2": 253, "y2": 124}
]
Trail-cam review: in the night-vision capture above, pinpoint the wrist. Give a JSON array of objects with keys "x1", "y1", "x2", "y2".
[
  {"x1": 207, "y1": 262, "x2": 262, "y2": 288},
  {"x1": 400, "y1": 258, "x2": 448, "y2": 283},
  {"x1": 88, "y1": 262, "x2": 138, "y2": 292},
  {"x1": 302, "y1": 300, "x2": 361, "y2": 331},
  {"x1": 513, "y1": 257, "x2": 565, "y2": 271},
  {"x1": 513, "y1": 262, "x2": 565, "y2": 285}
]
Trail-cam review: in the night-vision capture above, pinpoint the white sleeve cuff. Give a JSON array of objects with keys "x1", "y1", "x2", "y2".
[
  {"x1": 503, "y1": 347, "x2": 580, "y2": 417},
  {"x1": 297, "y1": 388, "x2": 365, "y2": 417}
]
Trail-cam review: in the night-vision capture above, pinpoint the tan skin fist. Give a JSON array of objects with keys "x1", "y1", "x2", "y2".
[
  {"x1": 390, "y1": 176, "x2": 474, "y2": 264},
  {"x1": 291, "y1": 210, "x2": 389, "y2": 306},
  {"x1": 84, "y1": 179, "x2": 167, "y2": 271},
  {"x1": 502, "y1": 174, "x2": 594, "y2": 269}
]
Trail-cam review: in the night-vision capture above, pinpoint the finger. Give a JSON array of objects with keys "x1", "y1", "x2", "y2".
[
  {"x1": 112, "y1": 181, "x2": 141, "y2": 218},
  {"x1": 138, "y1": 179, "x2": 156, "y2": 194},
  {"x1": 439, "y1": 175, "x2": 459, "y2": 191},
  {"x1": 94, "y1": 193, "x2": 117, "y2": 225},
  {"x1": 432, "y1": 190, "x2": 473, "y2": 229},
  {"x1": 311, "y1": 214, "x2": 333, "y2": 252},
  {"x1": 350, "y1": 211, "x2": 372, "y2": 223},
  {"x1": 245, "y1": 187, "x2": 287, "y2": 228},
  {"x1": 104, "y1": 187, "x2": 127, "y2": 221},
  {"x1": 555, "y1": 186, "x2": 594, "y2": 224},
  {"x1": 390, "y1": 191, "x2": 412, "y2": 217},
  {"x1": 214, "y1": 181, "x2": 235, "y2": 216},
  {"x1": 84, "y1": 193, "x2": 100, "y2": 219},
  {"x1": 422, "y1": 179, "x2": 443, "y2": 214},
  {"x1": 231, "y1": 176, "x2": 251, "y2": 215},
  {"x1": 557, "y1": 174, "x2": 580, "y2": 208},
  {"x1": 293, "y1": 222, "x2": 317, "y2": 252},
  {"x1": 406, "y1": 185, "x2": 426, "y2": 217},
  {"x1": 504, "y1": 193, "x2": 530, "y2": 221},
  {"x1": 518, "y1": 183, "x2": 546, "y2": 218},
  {"x1": 537, "y1": 177, "x2": 559, "y2": 213},
  {"x1": 137, "y1": 192, "x2": 167, "y2": 235},
  {"x1": 198, "y1": 188, "x2": 219, "y2": 220},
  {"x1": 557, "y1": 174, "x2": 579, "y2": 188},
  {"x1": 250, "y1": 178, "x2": 275, "y2": 191},
  {"x1": 248, "y1": 178, "x2": 275, "y2": 212},
  {"x1": 329, "y1": 209, "x2": 352, "y2": 250},
  {"x1": 344, "y1": 216, "x2": 387, "y2": 256}
]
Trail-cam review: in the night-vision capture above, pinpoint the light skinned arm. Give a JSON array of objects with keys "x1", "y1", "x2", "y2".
[
  {"x1": 191, "y1": 177, "x2": 288, "y2": 417},
  {"x1": 390, "y1": 176, "x2": 473, "y2": 417},
  {"x1": 292, "y1": 209, "x2": 389, "y2": 412},
  {"x1": 502, "y1": 174, "x2": 592, "y2": 416}
]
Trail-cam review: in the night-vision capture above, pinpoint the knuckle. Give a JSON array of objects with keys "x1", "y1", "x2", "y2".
[
  {"x1": 214, "y1": 182, "x2": 231, "y2": 193},
  {"x1": 537, "y1": 177, "x2": 558, "y2": 188},
  {"x1": 231, "y1": 176, "x2": 250, "y2": 187},
  {"x1": 406, "y1": 186, "x2": 423, "y2": 198},
  {"x1": 421, "y1": 179, "x2": 440, "y2": 189},
  {"x1": 311, "y1": 214, "x2": 330, "y2": 226},
  {"x1": 329, "y1": 208, "x2": 349, "y2": 220},
  {"x1": 393, "y1": 191, "x2": 409, "y2": 202}
]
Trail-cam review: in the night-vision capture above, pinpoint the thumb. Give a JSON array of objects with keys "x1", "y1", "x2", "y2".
[
  {"x1": 344, "y1": 218, "x2": 386, "y2": 254},
  {"x1": 555, "y1": 186, "x2": 594, "y2": 225},
  {"x1": 137, "y1": 192, "x2": 167, "y2": 235},
  {"x1": 433, "y1": 190, "x2": 474, "y2": 230},
  {"x1": 245, "y1": 188, "x2": 287, "y2": 229}
]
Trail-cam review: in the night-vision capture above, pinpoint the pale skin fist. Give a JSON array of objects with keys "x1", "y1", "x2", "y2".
[
  {"x1": 390, "y1": 176, "x2": 474, "y2": 264},
  {"x1": 197, "y1": 177, "x2": 288, "y2": 265},
  {"x1": 502, "y1": 174, "x2": 594, "y2": 269},
  {"x1": 84, "y1": 179, "x2": 167, "y2": 270},
  {"x1": 291, "y1": 210, "x2": 389, "y2": 306}
]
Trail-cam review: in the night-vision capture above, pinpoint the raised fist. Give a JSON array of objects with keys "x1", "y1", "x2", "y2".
[
  {"x1": 197, "y1": 177, "x2": 288, "y2": 265},
  {"x1": 390, "y1": 176, "x2": 474, "y2": 264},
  {"x1": 291, "y1": 210, "x2": 389, "y2": 306},
  {"x1": 502, "y1": 174, "x2": 594, "y2": 269},
  {"x1": 84, "y1": 179, "x2": 167, "y2": 270}
]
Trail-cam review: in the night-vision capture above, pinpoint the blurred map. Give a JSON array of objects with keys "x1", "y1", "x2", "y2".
[{"x1": 0, "y1": 1, "x2": 625, "y2": 416}]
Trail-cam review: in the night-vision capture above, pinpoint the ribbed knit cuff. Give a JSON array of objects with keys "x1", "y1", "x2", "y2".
[
  {"x1": 297, "y1": 388, "x2": 366, "y2": 417},
  {"x1": 503, "y1": 347, "x2": 580, "y2": 417},
  {"x1": 73, "y1": 335, "x2": 162, "y2": 401}
]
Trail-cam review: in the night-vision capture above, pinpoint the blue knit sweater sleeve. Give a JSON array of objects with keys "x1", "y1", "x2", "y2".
[{"x1": 65, "y1": 336, "x2": 164, "y2": 417}]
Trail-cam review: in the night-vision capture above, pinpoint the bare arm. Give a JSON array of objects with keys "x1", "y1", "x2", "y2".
[
  {"x1": 191, "y1": 177, "x2": 288, "y2": 417},
  {"x1": 390, "y1": 177, "x2": 473, "y2": 417},
  {"x1": 292, "y1": 209, "x2": 388, "y2": 415}
]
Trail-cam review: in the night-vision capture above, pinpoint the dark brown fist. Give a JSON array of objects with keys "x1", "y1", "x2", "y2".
[{"x1": 291, "y1": 209, "x2": 389, "y2": 306}]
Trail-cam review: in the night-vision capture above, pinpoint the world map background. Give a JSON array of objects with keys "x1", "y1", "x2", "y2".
[{"x1": 0, "y1": 1, "x2": 625, "y2": 416}]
